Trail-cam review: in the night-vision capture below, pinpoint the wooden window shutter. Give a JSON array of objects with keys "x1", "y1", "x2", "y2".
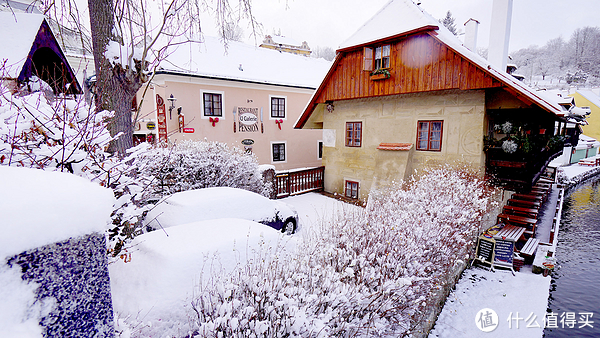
[{"x1": 363, "y1": 47, "x2": 373, "y2": 71}]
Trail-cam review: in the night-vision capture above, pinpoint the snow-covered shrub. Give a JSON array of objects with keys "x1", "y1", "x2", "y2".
[
  {"x1": 186, "y1": 164, "x2": 498, "y2": 337},
  {"x1": 0, "y1": 80, "x2": 113, "y2": 179},
  {"x1": 107, "y1": 140, "x2": 272, "y2": 257}
]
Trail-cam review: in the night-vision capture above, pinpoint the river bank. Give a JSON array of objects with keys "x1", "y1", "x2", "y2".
[{"x1": 429, "y1": 163, "x2": 600, "y2": 337}]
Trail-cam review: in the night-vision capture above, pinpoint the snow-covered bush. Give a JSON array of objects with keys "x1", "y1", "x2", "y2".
[
  {"x1": 501, "y1": 139, "x2": 518, "y2": 153},
  {"x1": 0, "y1": 79, "x2": 113, "y2": 179},
  {"x1": 107, "y1": 140, "x2": 272, "y2": 257},
  {"x1": 186, "y1": 164, "x2": 498, "y2": 337}
]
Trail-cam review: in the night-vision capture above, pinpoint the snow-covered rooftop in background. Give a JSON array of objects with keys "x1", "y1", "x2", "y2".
[
  {"x1": 0, "y1": 12, "x2": 45, "y2": 78},
  {"x1": 158, "y1": 36, "x2": 331, "y2": 89},
  {"x1": 575, "y1": 89, "x2": 600, "y2": 108},
  {"x1": 0, "y1": 166, "x2": 115, "y2": 258},
  {"x1": 269, "y1": 35, "x2": 303, "y2": 47},
  {"x1": 332, "y1": 0, "x2": 563, "y2": 117}
]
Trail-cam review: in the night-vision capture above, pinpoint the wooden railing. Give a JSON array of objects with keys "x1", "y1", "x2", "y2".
[{"x1": 275, "y1": 166, "x2": 324, "y2": 198}]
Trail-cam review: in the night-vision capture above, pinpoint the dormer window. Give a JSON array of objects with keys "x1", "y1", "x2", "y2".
[{"x1": 363, "y1": 44, "x2": 391, "y2": 71}]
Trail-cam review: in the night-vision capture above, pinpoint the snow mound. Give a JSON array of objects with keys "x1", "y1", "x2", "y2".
[
  {"x1": 0, "y1": 166, "x2": 115, "y2": 258},
  {"x1": 109, "y1": 218, "x2": 296, "y2": 337}
]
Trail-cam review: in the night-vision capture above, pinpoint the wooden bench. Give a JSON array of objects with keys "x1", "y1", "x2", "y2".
[
  {"x1": 497, "y1": 213, "x2": 537, "y2": 231},
  {"x1": 503, "y1": 205, "x2": 539, "y2": 218},
  {"x1": 507, "y1": 198, "x2": 541, "y2": 209},
  {"x1": 520, "y1": 237, "x2": 540, "y2": 259},
  {"x1": 512, "y1": 193, "x2": 543, "y2": 203}
]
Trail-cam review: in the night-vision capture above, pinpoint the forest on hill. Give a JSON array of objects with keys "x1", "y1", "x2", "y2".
[{"x1": 509, "y1": 26, "x2": 600, "y2": 89}]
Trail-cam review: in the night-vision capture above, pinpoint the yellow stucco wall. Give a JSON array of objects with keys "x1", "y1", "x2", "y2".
[
  {"x1": 322, "y1": 89, "x2": 486, "y2": 201},
  {"x1": 570, "y1": 92, "x2": 600, "y2": 140}
]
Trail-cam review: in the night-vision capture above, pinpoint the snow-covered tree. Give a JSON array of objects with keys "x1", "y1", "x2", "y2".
[
  {"x1": 440, "y1": 11, "x2": 457, "y2": 36},
  {"x1": 0, "y1": 78, "x2": 113, "y2": 179},
  {"x1": 41, "y1": 0, "x2": 260, "y2": 156}
]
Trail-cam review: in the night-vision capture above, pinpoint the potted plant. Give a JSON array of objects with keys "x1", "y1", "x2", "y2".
[{"x1": 370, "y1": 68, "x2": 391, "y2": 80}]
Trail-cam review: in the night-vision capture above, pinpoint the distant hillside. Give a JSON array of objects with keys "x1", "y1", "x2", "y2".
[{"x1": 509, "y1": 26, "x2": 600, "y2": 89}]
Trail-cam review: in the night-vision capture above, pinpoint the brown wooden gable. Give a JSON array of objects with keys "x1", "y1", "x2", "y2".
[{"x1": 319, "y1": 32, "x2": 502, "y2": 102}]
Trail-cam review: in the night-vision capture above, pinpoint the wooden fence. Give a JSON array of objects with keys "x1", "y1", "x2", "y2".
[{"x1": 275, "y1": 166, "x2": 324, "y2": 198}]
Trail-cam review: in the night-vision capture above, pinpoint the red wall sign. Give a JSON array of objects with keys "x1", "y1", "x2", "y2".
[
  {"x1": 156, "y1": 94, "x2": 167, "y2": 144},
  {"x1": 183, "y1": 128, "x2": 195, "y2": 133}
]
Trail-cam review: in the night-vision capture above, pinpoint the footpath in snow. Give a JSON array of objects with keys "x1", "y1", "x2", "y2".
[{"x1": 428, "y1": 163, "x2": 600, "y2": 338}]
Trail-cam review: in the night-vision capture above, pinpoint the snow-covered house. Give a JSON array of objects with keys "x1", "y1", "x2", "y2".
[
  {"x1": 259, "y1": 35, "x2": 312, "y2": 57},
  {"x1": 0, "y1": 12, "x2": 81, "y2": 95},
  {"x1": 569, "y1": 89, "x2": 600, "y2": 141},
  {"x1": 135, "y1": 36, "x2": 331, "y2": 171},
  {"x1": 294, "y1": 0, "x2": 568, "y2": 200}
]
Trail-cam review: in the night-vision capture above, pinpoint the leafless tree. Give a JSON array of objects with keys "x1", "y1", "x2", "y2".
[{"x1": 40, "y1": 0, "x2": 259, "y2": 156}]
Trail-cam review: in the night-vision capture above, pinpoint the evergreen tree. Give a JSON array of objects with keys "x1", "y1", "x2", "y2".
[{"x1": 441, "y1": 11, "x2": 457, "y2": 36}]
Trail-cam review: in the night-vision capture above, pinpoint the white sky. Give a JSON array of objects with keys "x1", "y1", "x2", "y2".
[{"x1": 202, "y1": 0, "x2": 600, "y2": 53}]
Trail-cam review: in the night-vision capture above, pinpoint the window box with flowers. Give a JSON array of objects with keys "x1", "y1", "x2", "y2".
[{"x1": 370, "y1": 68, "x2": 391, "y2": 81}]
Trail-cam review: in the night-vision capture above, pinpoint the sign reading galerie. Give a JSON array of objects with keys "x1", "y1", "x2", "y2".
[{"x1": 238, "y1": 107, "x2": 259, "y2": 132}]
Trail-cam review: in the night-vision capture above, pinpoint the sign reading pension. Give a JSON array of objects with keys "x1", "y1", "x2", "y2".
[{"x1": 238, "y1": 107, "x2": 259, "y2": 132}]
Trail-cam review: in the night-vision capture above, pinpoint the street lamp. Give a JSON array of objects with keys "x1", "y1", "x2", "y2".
[{"x1": 167, "y1": 94, "x2": 177, "y2": 119}]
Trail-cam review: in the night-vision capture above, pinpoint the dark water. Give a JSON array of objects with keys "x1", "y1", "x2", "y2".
[{"x1": 544, "y1": 176, "x2": 600, "y2": 338}]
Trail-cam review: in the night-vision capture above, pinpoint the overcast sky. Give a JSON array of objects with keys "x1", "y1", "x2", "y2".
[{"x1": 208, "y1": 0, "x2": 600, "y2": 54}]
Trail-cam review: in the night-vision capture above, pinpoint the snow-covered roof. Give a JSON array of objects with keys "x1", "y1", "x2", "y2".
[
  {"x1": 0, "y1": 12, "x2": 45, "y2": 78},
  {"x1": 338, "y1": 0, "x2": 435, "y2": 50},
  {"x1": 270, "y1": 35, "x2": 303, "y2": 47},
  {"x1": 157, "y1": 36, "x2": 331, "y2": 89},
  {"x1": 575, "y1": 89, "x2": 600, "y2": 109},
  {"x1": 333, "y1": 0, "x2": 563, "y2": 117}
]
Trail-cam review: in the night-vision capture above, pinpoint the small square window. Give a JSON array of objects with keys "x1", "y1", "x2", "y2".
[
  {"x1": 345, "y1": 122, "x2": 362, "y2": 147},
  {"x1": 272, "y1": 143, "x2": 286, "y2": 162},
  {"x1": 203, "y1": 93, "x2": 222, "y2": 117},
  {"x1": 345, "y1": 180, "x2": 359, "y2": 199},
  {"x1": 271, "y1": 97, "x2": 286, "y2": 118},
  {"x1": 416, "y1": 120, "x2": 443, "y2": 151}
]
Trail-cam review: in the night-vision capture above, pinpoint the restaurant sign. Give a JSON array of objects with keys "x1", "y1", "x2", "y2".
[{"x1": 237, "y1": 107, "x2": 259, "y2": 132}]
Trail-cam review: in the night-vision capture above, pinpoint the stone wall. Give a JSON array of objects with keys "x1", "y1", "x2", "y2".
[{"x1": 7, "y1": 232, "x2": 114, "y2": 338}]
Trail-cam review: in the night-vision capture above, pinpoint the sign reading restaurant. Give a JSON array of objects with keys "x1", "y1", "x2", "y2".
[{"x1": 238, "y1": 107, "x2": 260, "y2": 133}]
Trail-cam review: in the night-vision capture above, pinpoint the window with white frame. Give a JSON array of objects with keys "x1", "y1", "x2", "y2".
[
  {"x1": 202, "y1": 92, "x2": 223, "y2": 117},
  {"x1": 272, "y1": 142, "x2": 286, "y2": 162},
  {"x1": 270, "y1": 96, "x2": 286, "y2": 119}
]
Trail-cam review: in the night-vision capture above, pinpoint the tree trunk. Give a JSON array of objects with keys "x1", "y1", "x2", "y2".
[{"x1": 88, "y1": 0, "x2": 143, "y2": 156}]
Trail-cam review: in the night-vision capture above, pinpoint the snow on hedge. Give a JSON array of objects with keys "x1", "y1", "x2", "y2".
[{"x1": 0, "y1": 165, "x2": 115, "y2": 258}]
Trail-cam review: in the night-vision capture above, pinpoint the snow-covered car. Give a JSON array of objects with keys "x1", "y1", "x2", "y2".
[{"x1": 144, "y1": 187, "x2": 299, "y2": 234}]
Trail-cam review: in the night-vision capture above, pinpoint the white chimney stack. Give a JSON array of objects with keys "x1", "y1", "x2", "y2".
[
  {"x1": 488, "y1": 0, "x2": 513, "y2": 72},
  {"x1": 463, "y1": 18, "x2": 480, "y2": 52}
]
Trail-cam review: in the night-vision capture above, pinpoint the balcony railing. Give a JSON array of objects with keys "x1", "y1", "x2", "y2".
[{"x1": 275, "y1": 166, "x2": 324, "y2": 199}]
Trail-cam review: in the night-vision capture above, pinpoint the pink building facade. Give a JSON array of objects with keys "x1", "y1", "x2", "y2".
[{"x1": 135, "y1": 37, "x2": 331, "y2": 171}]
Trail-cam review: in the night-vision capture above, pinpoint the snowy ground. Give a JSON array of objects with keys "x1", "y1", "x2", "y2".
[
  {"x1": 429, "y1": 163, "x2": 600, "y2": 338},
  {"x1": 109, "y1": 192, "x2": 358, "y2": 337}
]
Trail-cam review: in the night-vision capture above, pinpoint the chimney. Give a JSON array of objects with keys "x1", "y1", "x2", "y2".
[
  {"x1": 488, "y1": 0, "x2": 513, "y2": 72},
  {"x1": 463, "y1": 18, "x2": 479, "y2": 52}
]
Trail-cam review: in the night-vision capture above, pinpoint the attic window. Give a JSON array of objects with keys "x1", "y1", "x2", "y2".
[{"x1": 363, "y1": 45, "x2": 391, "y2": 71}]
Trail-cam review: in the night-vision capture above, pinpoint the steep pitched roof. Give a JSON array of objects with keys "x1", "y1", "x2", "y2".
[
  {"x1": 0, "y1": 12, "x2": 45, "y2": 78},
  {"x1": 295, "y1": 0, "x2": 563, "y2": 128}
]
